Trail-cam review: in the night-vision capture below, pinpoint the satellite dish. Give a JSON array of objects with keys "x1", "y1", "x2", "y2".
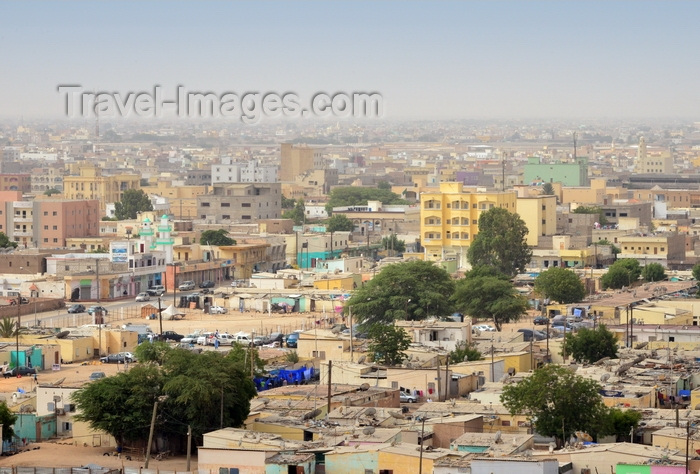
[
  {"x1": 362, "y1": 427, "x2": 376, "y2": 436},
  {"x1": 55, "y1": 330, "x2": 70, "y2": 339},
  {"x1": 499, "y1": 374, "x2": 510, "y2": 383},
  {"x1": 357, "y1": 355, "x2": 367, "y2": 364},
  {"x1": 365, "y1": 407, "x2": 376, "y2": 416},
  {"x1": 359, "y1": 383, "x2": 370, "y2": 391},
  {"x1": 331, "y1": 327, "x2": 342, "y2": 335},
  {"x1": 390, "y1": 411, "x2": 404, "y2": 419},
  {"x1": 600, "y1": 373, "x2": 611, "y2": 382}
]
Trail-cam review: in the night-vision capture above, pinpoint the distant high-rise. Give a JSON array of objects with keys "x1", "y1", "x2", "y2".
[
  {"x1": 279, "y1": 144, "x2": 323, "y2": 182},
  {"x1": 636, "y1": 136, "x2": 673, "y2": 174}
]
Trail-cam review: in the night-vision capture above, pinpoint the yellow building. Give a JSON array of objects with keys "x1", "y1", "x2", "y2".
[
  {"x1": 312, "y1": 275, "x2": 356, "y2": 291},
  {"x1": 420, "y1": 182, "x2": 517, "y2": 266},
  {"x1": 140, "y1": 181, "x2": 208, "y2": 220},
  {"x1": 63, "y1": 164, "x2": 140, "y2": 214},
  {"x1": 516, "y1": 195, "x2": 557, "y2": 247}
]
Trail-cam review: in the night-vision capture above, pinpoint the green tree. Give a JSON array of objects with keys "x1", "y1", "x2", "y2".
[
  {"x1": 281, "y1": 195, "x2": 296, "y2": 209},
  {"x1": 449, "y1": 341, "x2": 482, "y2": 364},
  {"x1": 134, "y1": 340, "x2": 173, "y2": 365},
  {"x1": 346, "y1": 260, "x2": 455, "y2": 328},
  {"x1": 326, "y1": 214, "x2": 355, "y2": 233},
  {"x1": 44, "y1": 188, "x2": 61, "y2": 196},
  {"x1": 282, "y1": 199, "x2": 305, "y2": 225},
  {"x1": 562, "y1": 325, "x2": 618, "y2": 363},
  {"x1": 601, "y1": 259, "x2": 642, "y2": 290},
  {"x1": 541, "y1": 182, "x2": 555, "y2": 196},
  {"x1": 367, "y1": 324, "x2": 411, "y2": 366},
  {"x1": 693, "y1": 263, "x2": 700, "y2": 282},
  {"x1": 0, "y1": 232, "x2": 17, "y2": 249},
  {"x1": 114, "y1": 189, "x2": 153, "y2": 220},
  {"x1": 452, "y1": 267, "x2": 529, "y2": 331},
  {"x1": 534, "y1": 267, "x2": 586, "y2": 304},
  {"x1": 467, "y1": 207, "x2": 532, "y2": 277},
  {"x1": 0, "y1": 317, "x2": 20, "y2": 338},
  {"x1": 641, "y1": 263, "x2": 666, "y2": 282},
  {"x1": 377, "y1": 180, "x2": 391, "y2": 190},
  {"x1": 381, "y1": 234, "x2": 405, "y2": 254},
  {"x1": 598, "y1": 408, "x2": 643, "y2": 442},
  {"x1": 0, "y1": 402, "x2": 17, "y2": 441},
  {"x1": 501, "y1": 365, "x2": 609, "y2": 446},
  {"x1": 326, "y1": 214, "x2": 354, "y2": 257},
  {"x1": 596, "y1": 239, "x2": 621, "y2": 256},
  {"x1": 73, "y1": 365, "x2": 164, "y2": 447},
  {"x1": 325, "y1": 187, "x2": 407, "y2": 215},
  {"x1": 200, "y1": 229, "x2": 236, "y2": 246}
]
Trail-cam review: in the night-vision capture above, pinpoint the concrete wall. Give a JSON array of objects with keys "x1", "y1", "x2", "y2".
[
  {"x1": 198, "y1": 448, "x2": 266, "y2": 474},
  {"x1": 324, "y1": 450, "x2": 378, "y2": 474},
  {"x1": 432, "y1": 418, "x2": 483, "y2": 448}
]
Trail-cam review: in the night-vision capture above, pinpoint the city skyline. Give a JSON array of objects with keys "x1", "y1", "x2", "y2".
[{"x1": 1, "y1": 2, "x2": 700, "y2": 120}]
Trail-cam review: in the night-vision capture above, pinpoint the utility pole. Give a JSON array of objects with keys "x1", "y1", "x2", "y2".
[
  {"x1": 186, "y1": 425, "x2": 192, "y2": 472},
  {"x1": 15, "y1": 296, "x2": 20, "y2": 372},
  {"x1": 144, "y1": 399, "x2": 159, "y2": 468},
  {"x1": 501, "y1": 152, "x2": 506, "y2": 191},
  {"x1": 436, "y1": 357, "x2": 441, "y2": 402},
  {"x1": 444, "y1": 356, "x2": 450, "y2": 402},
  {"x1": 418, "y1": 416, "x2": 426, "y2": 474},
  {"x1": 157, "y1": 296, "x2": 163, "y2": 337},
  {"x1": 327, "y1": 360, "x2": 332, "y2": 416},
  {"x1": 96, "y1": 257, "x2": 101, "y2": 357},
  {"x1": 349, "y1": 307, "x2": 354, "y2": 362}
]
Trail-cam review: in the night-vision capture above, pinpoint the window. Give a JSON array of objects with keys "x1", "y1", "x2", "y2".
[
  {"x1": 53, "y1": 238, "x2": 58, "y2": 243},
  {"x1": 53, "y1": 225, "x2": 58, "y2": 230},
  {"x1": 222, "y1": 215, "x2": 230, "y2": 220},
  {"x1": 242, "y1": 203, "x2": 251, "y2": 207},
  {"x1": 221, "y1": 202, "x2": 230, "y2": 207},
  {"x1": 201, "y1": 202, "x2": 210, "y2": 207},
  {"x1": 472, "y1": 219, "x2": 477, "y2": 225},
  {"x1": 52, "y1": 211, "x2": 57, "y2": 216},
  {"x1": 242, "y1": 215, "x2": 251, "y2": 220},
  {"x1": 44, "y1": 225, "x2": 48, "y2": 230}
]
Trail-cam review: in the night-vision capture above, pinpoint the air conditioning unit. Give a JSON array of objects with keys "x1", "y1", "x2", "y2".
[{"x1": 56, "y1": 408, "x2": 65, "y2": 415}]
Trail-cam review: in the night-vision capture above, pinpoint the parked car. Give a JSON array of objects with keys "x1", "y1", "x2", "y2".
[
  {"x1": 269, "y1": 332, "x2": 285, "y2": 344},
  {"x1": 87, "y1": 305, "x2": 109, "y2": 315},
  {"x1": 533, "y1": 316, "x2": 549, "y2": 325},
  {"x1": 210, "y1": 305, "x2": 228, "y2": 314},
  {"x1": 473, "y1": 324, "x2": 496, "y2": 332},
  {"x1": 89, "y1": 372, "x2": 106, "y2": 381},
  {"x1": 135, "y1": 292, "x2": 151, "y2": 302},
  {"x1": 263, "y1": 341, "x2": 281, "y2": 348},
  {"x1": 4, "y1": 366, "x2": 37, "y2": 378},
  {"x1": 196, "y1": 332, "x2": 216, "y2": 345},
  {"x1": 518, "y1": 328, "x2": 547, "y2": 342},
  {"x1": 233, "y1": 333, "x2": 252, "y2": 346},
  {"x1": 67, "y1": 304, "x2": 86, "y2": 313},
  {"x1": 181, "y1": 330, "x2": 203, "y2": 344},
  {"x1": 146, "y1": 285, "x2": 166, "y2": 297},
  {"x1": 199, "y1": 280, "x2": 215, "y2": 288},
  {"x1": 400, "y1": 392, "x2": 418, "y2": 403},
  {"x1": 161, "y1": 330, "x2": 184, "y2": 342},
  {"x1": 286, "y1": 333, "x2": 299, "y2": 348},
  {"x1": 178, "y1": 281, "x2": 196, "y2": 291},
  {"x1": 19, "y1": 296, "x2": 29, "y2": 305},
  {"x1": 253, "y1": 335, "x2": 270, "y2": 346},
  {"x1": 100, "y1": 353, "x2": 134, "y2": 364}
]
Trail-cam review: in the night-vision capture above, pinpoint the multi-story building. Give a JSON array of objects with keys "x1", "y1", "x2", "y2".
[
  {"x1": 279, "y1": 144, "x2": 322, "y2": 182},
  {"x1": 0, "y1": 174, "x2": 32, "y2": 193},
  {"x1": 516, "y1": 195, "x2": 557, "y2": 247},
  {"x1": 636, "y1": 136, "x2": 673, "y2": 174},
  {"x1": 420, "y1": 182, "x2": 517, "y2": 266},
  {"x1": 617, "y1": 233, "x2": 686, "y2": 267},
  {"x1": 523, "y1": 156, "x2": 589, "y2": 187},
  {"x1": 63, "y1": 164, "x2": 140, "y2": 214},
  {"x1": 197, "y1": 183, "x2": 282, "y2": 223},
  {"x1": 31, "y1": 167, "x2": 64, "y2": 193},
  {"x1": 211, "y1": 157, "x2": 278, "y2": 184},
  {"x1": 0, "y1": 194, "x2": 100, "y2": 249}
]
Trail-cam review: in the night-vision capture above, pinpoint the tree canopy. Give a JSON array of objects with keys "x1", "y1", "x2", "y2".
[
  {"x1": 562, "y1": 325, "x2": 618, "y2": 364},
  {"x1": 452, "y1": 267, "x2": 529, "y2": 331},
  {"x1": 449, "y1": 341, "x2": 482, "y2": 364},
  {"x1": 541, "y1": 182, "x2": 555, "y2": 196},
  {"x1": 501, "y1": 365, "x2": 608, "y2": 446},
  {"x1": 601, "y1": 259, "x2": 642, "y2": 290},
  {"x1": 534, "y1": 267, "x2": 586, "y2": 304},
  {"x1": 345, "y1": 260, "x2": 455, "y2": 329},
  {"x1": 114, "y1": 189, "x2": 154, "y2": 220},
  {"x1": 367, "y1": 325, "x2": 412, "y2": 366},
  {"x1": 200, "y1": 229, "x2": 237, "y2": 246},
  {"x1": 325, "y1": 187, "x2": 407, "y2": 215},
  {"x1": 573, "y1": 205, "x2": 608, "y2": 225},
  {"x1": 282, "y1": 199, "x2": 305, "y2": 225},
  {"x1": 0, "y1": 402, "x2": 17, "y2": 441},
  {"x1": 381, "y1": 234, "x2": 405, "y2": 254},
  {"x1": 467, "y1": 207, "x2": 532, "y2": 277},
  {"x1": 326, "y1": 214, "x2": 355, "y2": 233},
  {"x1": 641, "y1": 263, "x2": 666, "y2": 282},
  {"x1": 0, "y1": 232, "x2": 17, "y2": 249},
  {"x1": 74, "y1": 347, "x2": 257, "y2": 448},
  {"x1": 693, "y1": 263, "x2": 700, "y2": 282}
]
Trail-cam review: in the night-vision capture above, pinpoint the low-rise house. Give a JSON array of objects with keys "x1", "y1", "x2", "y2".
[{"x1": 395, "y1": 319, "x2": 471, "y2": 352}]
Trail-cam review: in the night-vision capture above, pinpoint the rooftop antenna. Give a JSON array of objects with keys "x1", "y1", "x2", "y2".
[
  {"x1": 572, "y1": 131, "x2": 577, "y2": 162},
  {"x1": 502, "y1": 151, "x2": 506, "y2": 191}
]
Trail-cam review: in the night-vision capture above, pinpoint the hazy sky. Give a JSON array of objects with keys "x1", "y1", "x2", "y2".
[{"x1": 1, "y1": 1, "x2": 699, "y2": 120}]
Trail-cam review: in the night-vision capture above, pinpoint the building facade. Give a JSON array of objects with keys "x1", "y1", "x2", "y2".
[{"x1": 197, "y1": 183, "x2": 282, "y2": 223}]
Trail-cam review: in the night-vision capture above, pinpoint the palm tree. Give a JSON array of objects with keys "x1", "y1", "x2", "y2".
[{"x1": 0, "y1": 317, "x2": 19, "y2": 338}]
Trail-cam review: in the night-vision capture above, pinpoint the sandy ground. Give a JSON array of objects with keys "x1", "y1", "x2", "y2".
[{"x1": 0, "y1": 306, "x2": 547, "y2": 468}]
